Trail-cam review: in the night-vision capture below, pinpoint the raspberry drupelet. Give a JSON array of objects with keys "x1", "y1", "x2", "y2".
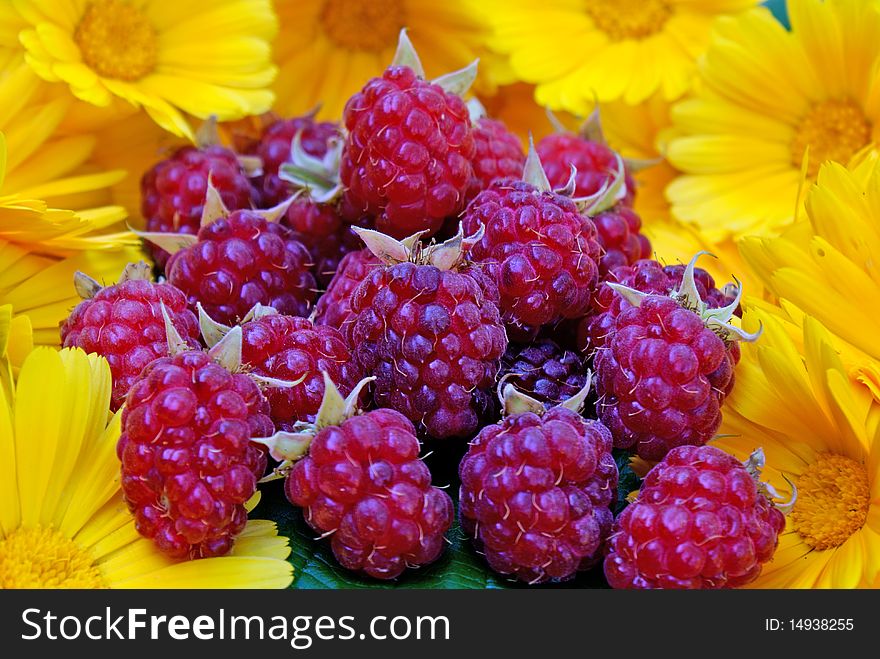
[
  {"x1": 152, "y1": 181, "x2": 316, "y2": 325},
  {"x1": 594, "y1": 253, "x2": 758, "y2": 461},
  {"x1": 466, "y1": 100, "x2": 526, "y2": 201},
  {"x1": 344, "y1": 226, "x2": 508, "y2": 440},
  {"x1": 605, "y1": 446, "x2": 791, "y2": 589},
  {"x1": 118, "y1": 314, "x2": 277, "y2": 559},
  {"x1": 257, "y1": 375, "x2": 454, "y2": 580},
  {"x1": 340, "y1": 30, "x2": 476, "y2": 239},
  {"x1": 61, "y1": 262, "x2": 200, "y2": 411},
  {"x1": 459, "y1": 381, "x2": 618, "y2": 583}
]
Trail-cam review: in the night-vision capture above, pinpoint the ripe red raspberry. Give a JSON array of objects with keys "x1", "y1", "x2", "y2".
[
  {"x1": 580, "y1": 259, "x2": 736, "y2": 354},
  {"x1": 537, "y1": 132, "x2": 636, "y2": 205},
  {"x1": 594, "y1": 256, "x2": 754, "y2": 461},
  {"x1": 340, "y1": 39, "x2": 476, "y2": 239},
  {"x1": 499, "y1": 339, "x2": 588, "y2": 408},
  {"x1": 166, "y1": 206, "x2": 316, "y2": 325},
  {"x1": 141, "y1": 145, "x2": 253, "y2": 268},
  {"x1": 283, "y1": 200, "x2": 363, "y2": 286},
  {"x1": 462, "y1": 165, "x2": 601, "y2": 334},
  {"x1": 265, "y1": 377, "x2": 453, "y2": 579},
  {"x1": 345, "y1": 228, "x2": 507, "y2": 439},
  {"x1": 467, "y1": 117, "x2": 526, "y2": 201},
  {"x1": 592, "y1": 205, "x2": 652, "y2": 276},
  {"x1": 60, "y1": 263, "x2": 199, "y2": 411},
  {"x1": 314, "y1": 248, "x2": 381, "y2": 331},
  {"x1": 459, "y1": 386, "x2": 618, "y2": 583},
  {"x1": 605, "y1": 446, "x2": 787, "y2": 589},
  {"x1": 118, "y1": 342, "x2": 274, "y2": 559},
  {"x1": 238, "y1": 312, "x2": 361, "y2": 431},
  {"x1": 250, "y1": 116, "x2": 340, "y2": 207}
]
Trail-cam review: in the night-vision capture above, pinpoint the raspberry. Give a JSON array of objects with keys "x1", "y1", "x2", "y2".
[
  {"x1": 118, "y1": 335, "x2": 274, "y2": 559},
  {"x1": 594, "y1": 255, "x2": 756, "y2": 461},
  {"x1": 165, "y1": 200, "x2": 316, "y2": 325},
  {"x1": 314, "y1": 248, "x2": 381, "y2": 331},
  {"x1": 499, "y1": 339, "x2": 588, "y2": 408},
  {"x1": 605, "y1": 446, "x2": 787, "y2": 589},
  {"x1": 580, "y1": 259, "x2": 736, "y2": 354},
  {"x1": 592, "y1": 205, "x2": 652, "y2": 277},
  {"x1": 462, "y1": 150, "x2": 601, "y2": 333},
  {"x1": 263, "y1": 377, "x2": 453, "y2": 580},
  {"x1": 141, "y1": 145, "x2": 253, "y2": 268},
  {"x1": 238, "y1": 311, "x2": 361, "y2": 431},
  {"x1": 459, "y1": 386, "x2": 618, "y2": 583},
  {"x1": 537, "y1": 132, "x2": 636, "y2": 205},
  {"x1": 60, "y1": 263, "x2": 199, "y2": 411},
  {"x1": 340, "y1": 36, "x2": 476, "y2": 239},
  {"x1": 467, "y1": 117, "x2": 526, "y2": 201},
  {"x1": 283, "y1": 200, "x2": 363, "y2": 286},
  {"x1": 345, "y1": 228, "x2": 507, "y2": 439},
  {"x1": 250, "y1": 116, "x2": 340, "y2": 207}
]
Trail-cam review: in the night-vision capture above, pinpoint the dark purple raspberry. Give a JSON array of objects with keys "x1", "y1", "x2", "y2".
[
  {"x1": 283, "y1": 200, "x2": 363, "y2": 286},
  {"x1": 250, "y1": 116, "x2": 340, "y2": 207},
  {"x1": 118, "y1": 350, "x2": 274, "y2": 559},
  {"x1": 467, "y1": 117, "x2": 526, "y2": 201},
  {"x1": 345, "y1": 253, "x2": 507, "y2": 440},
  {"x1": 340, "y1": 65, "x2": 475, "y2": 239},
  {"x1": 240, "y1": 314, "x2": 361, "y2": 430},
  {"x1": 500, "y1": 339, "x2": 588, "y2": 407},
  {"x1": 166, "y1": 209, "x2": 316, "y2": 325},
  {"x1": 605, "y1": 445, "x2": 786, "y2": 589},
  {"x1": 462, "y1": 178, "x2": 602, "y2": 333},
  {"x1": 141, "y1": 145, "x2": 253, "y2": 268},
  {"x1": 537, "y1": 132, "x2": 636, "y2": 205},
  {"x1": 314, "y1": 248, "x2": 381, "y2": 332},
  {"x1": 580, "y1": 259, "x2": 735, "y2": 355},
  {"x1": 285, "y1": 407, "x2": 453, "y2": 579},
  {"x1": 594, "y1": 294, "x2": 741, "y2": 461},
  {"x1": 61, "y1": 268, "x2": 199, "y2": 411},
  {"x1": 459, "y1": 405, "x2": 618, "y2": 583}
]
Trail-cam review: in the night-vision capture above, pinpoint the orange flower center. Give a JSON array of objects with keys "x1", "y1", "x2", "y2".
[
  {"x1": 584, "y1": 0, "x2": 672, "y2": 41},
  {"x1": 790, "y1": 453, "x2": 870, "y2": 550},
  {"x1": 0, "y1": 526, "x2": 107, "y2": 588},
  {"x1": 791, "y1": 99, "x2": 872, "y2": 178},
  {"x1": 321, "y1": 0, "x2": 405, "y2": 52},
  {"x1": 75, "y1": 0, "x2": 157, "y2": 81}
]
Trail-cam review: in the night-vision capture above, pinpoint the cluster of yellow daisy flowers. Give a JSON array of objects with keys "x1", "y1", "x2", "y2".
[{"x1": 0, "y1": 0, "x2": 878, "y2": 588}]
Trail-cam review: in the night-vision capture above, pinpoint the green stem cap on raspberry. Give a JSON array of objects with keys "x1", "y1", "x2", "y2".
[
  {"x1": 353, "y1": 223, "x2": 483, "y2": 271},
  {"x1": 743, "y1": 448, "x2": 798, "y2": 514},
  {"x1": 195, "y1": 302, "x2": 306, "y2": 391},
  {"x1": 252, "y1": 373, "x2": 376, "y2": 480},
  {"x1": 499, "y1": 371, "x2": 593, "y2": 417},
  {"x1": 73, "y1": 261, "x2": 153, "y2": 300},
  {"x1": 278, "y1": 129, "x2": 344, "y2": 203},
  {"x1": 391, "y1": 28, "x2": 478, "y2": 97},
  {"x1": 196, "y1": 114, "x2": 262, "y2": 177},
  {"x1": 607, "y1": 251, "x2": 763, "y2": 344}
]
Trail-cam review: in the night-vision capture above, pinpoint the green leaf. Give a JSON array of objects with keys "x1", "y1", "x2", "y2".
[
  {"x1": 252, "y1": 480, "x2": 514, "y2": 589},
  {"x1": 614, "y1": 448, "x2": 642, "y2": 514}
]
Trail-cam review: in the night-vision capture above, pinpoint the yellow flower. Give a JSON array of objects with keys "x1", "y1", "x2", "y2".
[
  {"x1": 12, "y1": 0, "x2": 277, "y2": 139},
  {"x1": 272, "y1": 0, "x2": 497, "y2": 120},
  {"x1": 667, "y1": 0, "x2": 880, "y2": 240},
  {"x1": 486, "y1": 0, "x2": 759, "y2": 111},
  {"x1": 0, "y1": 131, "x2": 140, "y2": 347},
  {"x1": 739, "y1": 154, "x2": 880, "y2": 399},
  {"x1": 713, "y1": 307, "x2": 880, "y2": 588},
  {"x1": 0, "y1": 347, "x2": 293, "y2": 589},
  {"x1": 0, "y1": 304, "x2": 32, "y2": 401}
]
